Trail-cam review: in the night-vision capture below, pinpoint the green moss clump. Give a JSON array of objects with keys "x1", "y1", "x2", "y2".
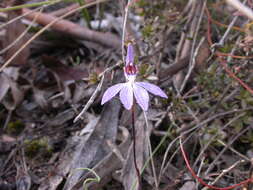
[
  {"x1": 142, "y1": 24, "x2": 154, "y2": 39},
  {"x1": 7, "y1": 120, "x2": 25, "y2": 135},
  {"x1": 24, "y1": 138, "x2": 52, "y2": 159}
]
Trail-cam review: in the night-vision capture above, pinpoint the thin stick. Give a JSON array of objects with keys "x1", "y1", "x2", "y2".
[
  {"x1": 202, "y1": 159, "x2": 246, "y2": 190},
  {"x1": 121, "y1": 0, "x2": 130, "y2": 62},
  {"x1": 74, "y1": 61, "x2": 121, "y2": 122},
  {"x1": 74, "y1": 74, "x2": 105, "y2": 122},
  {"x1": 131, "y1": 105, "x2": 142, "y2": 190},
  {"x1": 180, "y1": 0, "x2": 206, "y2": 92}
]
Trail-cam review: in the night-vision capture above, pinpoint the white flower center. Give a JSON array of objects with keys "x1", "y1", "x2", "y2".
[{"x1": 127, "y1": 75, "x2": 136, "y2": 83}]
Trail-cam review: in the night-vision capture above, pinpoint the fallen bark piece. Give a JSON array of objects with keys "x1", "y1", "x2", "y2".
[
  {"x1": 71, "y1": 126, "x2": 131, "y2": 190},
  {"x1": 122, "y1": 113, "x2": 147, "y2": 190},
  {"x1": 63, "y1": 98, "x2": 121, "y2": 190},
  {"x1": 22, "y1": 8, "x2": 121, "y2": 49},
  {"x1": 38, "y1": 113, "x2": 98, "y2": 190}
]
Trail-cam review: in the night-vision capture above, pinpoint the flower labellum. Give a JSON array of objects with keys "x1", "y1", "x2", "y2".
[{"x1": 101, "y1": 43, "x2": 168, "y2": 111}]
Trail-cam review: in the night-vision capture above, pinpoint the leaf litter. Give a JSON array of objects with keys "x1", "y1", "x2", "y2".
[{"x1": 0, "y1": 0, "x2": 253, "y2": 190}]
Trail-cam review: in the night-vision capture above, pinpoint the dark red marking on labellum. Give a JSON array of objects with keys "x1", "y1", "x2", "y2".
[{"x1": 125, "y1": 65, "x2": 137, "y2": 75}]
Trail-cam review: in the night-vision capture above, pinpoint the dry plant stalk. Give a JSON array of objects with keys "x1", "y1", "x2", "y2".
[{"x1": 22, "y1": 8, "x2": 121, "y2": 48}]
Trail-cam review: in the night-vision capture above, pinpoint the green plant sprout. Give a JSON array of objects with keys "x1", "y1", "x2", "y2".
[
  {"x1": 72, "y1": 168, "x2": 100, "y2": 190},
  {"x1": 76, "y1": 0, "x2": 91, "y2": 28}
]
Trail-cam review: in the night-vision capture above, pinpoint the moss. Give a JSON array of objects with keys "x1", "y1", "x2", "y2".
[
  {"x1": 142, "y1": 24, "x2": 154, "y2": 38},
  {"x1": 24, "y1": 138, "x2": 52, "y2": 159},
  {"x1": 7, "y1": 120, "x2": 25, "y2": 135},
  {"x1": 135, "y1": 0, "x2": 149, "y2": 8},
  {"x1": 237, "y1": 90, "x2": 253, "y2": 106},
  {"x1": 218, "y1": 43, "x2": 234, "y2": 53}
]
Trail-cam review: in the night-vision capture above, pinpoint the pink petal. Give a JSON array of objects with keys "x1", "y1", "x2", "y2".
[
  {"x1": 101, "y1": 83, "x2": 125, "y2": 105},
  {"x1": 133, "y1": 84, "x2": 149, "y2": 111},
  {"x1": 135, "y1": 82, "x2": 168, "y2": 98},
  {"x1": 120, "y1": 83, "x2": 133, "y2": 110}
]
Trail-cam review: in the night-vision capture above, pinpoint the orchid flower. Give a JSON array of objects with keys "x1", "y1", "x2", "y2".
[{"x1": 101, "y1": 43, "x2": 168, "y2": 111}]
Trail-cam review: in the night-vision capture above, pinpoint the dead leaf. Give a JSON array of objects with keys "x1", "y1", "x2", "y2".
[
  {"x1": 0, "y1": 73, "x2": 10, "y2": 102},
  {"x1": 16, "y1": 175, "x2": 32, "y2": 190},
  {"x1": 3, "y1": 0, "x2": 29, "y2": 66},
  {"x1": 33, "y1": 87, "x2": 48, "y2": 109},
  {"x1": 71, "y1": 126, "x2": 131, "y2": 190},
  {"x1": 38, "y1": 98, "x2": 121, "y2": 190},
  {"x1": 0, "y1": 67, "x2": 20, "y2": 102},
  {"x1": 1, "y1": 72, "x2": 24, "y2": 110},
  {"x1": 46, "y1": 109, "x2": 76, "y2": 127},
  {"x1": 63, "y1": 99, "x2": 121, "y2": 190},
  {"x1": 37, "y1": 113, "x2": 94, "y2": 190},
  {"x1": 72, "y1": 83, "x2": 86, "y2": 103},
  {"x1": 42, "y1": 56, "x2": 89, "y2": 82}
]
